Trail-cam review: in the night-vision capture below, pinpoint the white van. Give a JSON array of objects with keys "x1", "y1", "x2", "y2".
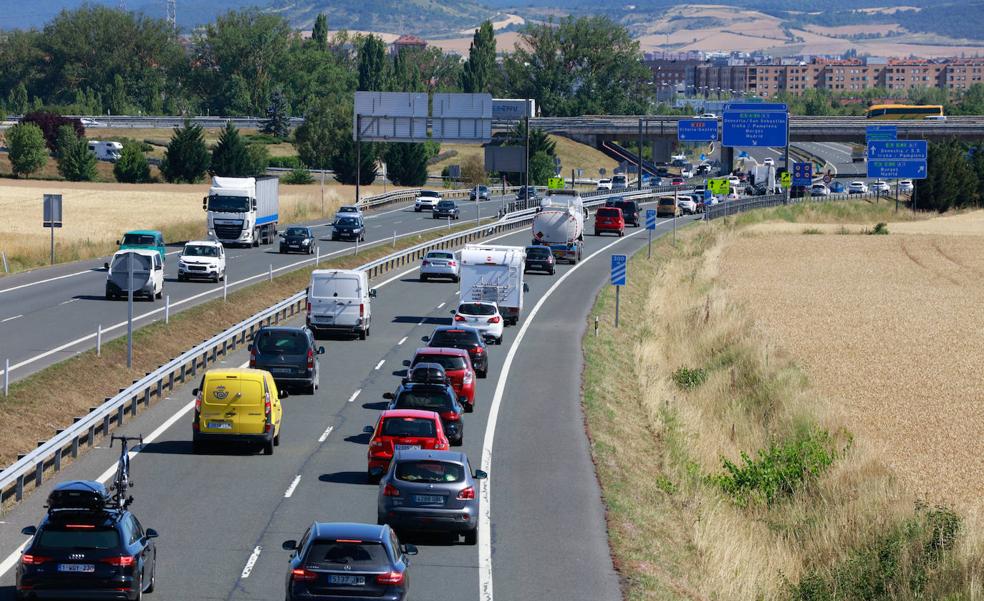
[
  {"x1": 104, "y1": 249, "x2": 164, "y2": 301},
  {"x1": 306, "y1": 269, "x2": 376, "y2": 340},
  {"x1": 610, "y1": 174, "x2": 628, "y2": 190},
  {"x1": 88, "y1": 140, "x2": 123, "y2": 162}
]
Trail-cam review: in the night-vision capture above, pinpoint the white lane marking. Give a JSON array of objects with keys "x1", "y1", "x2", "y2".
[
  {"x1": 0, "y1": 541, "x2": 30, "y2": 580},
  {"x1": 347, "y1": 389, "x2": 361, "y2": 403},
  {"x1": 0, "y1": 268, "x2": 97, "y2": 295},
  {"x1": 318, "y1": 425, "x2": 334, "y2": 443},
  {"x1": 477, "y1": 219, "x2": 671, "y2": 601},
  {"x1": 397, "y1": 336, "x2": 408, "y2": 346},
  {"x1": 417, "y1": 319, "x2": 426, "y2": 326},
  {"x1": 284, "y1": 475, "x2": 302, "y2": 498},
  {"x1": 393, "y1": 220, "x2": 404, "y2": 224},
  {"x1": 1, "y1": 314, "x2": 23, "y2": 323},
  {"x1": 455, "y1": 290, "x2": 460, "y2": 296},
  {"x1": 373, "y1": 265, "x2": 420, "y2": 289},
  {"x1": 436, "y1": 302, "x2": 445, "y2": 309},
  {"x1": 374, "y1": 359, "x2": 385, "y2": 370},
  {"x1": 59, "y1": 298, "x2": 80, "y2": 305},
  {"x1": 241, "y1": 546, "x2": 262, "y2": 578}
]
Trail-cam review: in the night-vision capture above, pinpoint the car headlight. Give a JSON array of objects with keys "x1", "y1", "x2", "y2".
[{"x1": 302, "y1": 239, "x2": 310, "y2": 245}]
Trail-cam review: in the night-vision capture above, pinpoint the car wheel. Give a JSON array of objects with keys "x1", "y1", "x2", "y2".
[
  {"x1": 452, "y1": 436, "x2": 463, "y2": 447},
  {"x1": 477, "y1": 369, "x2": 487, "y2": 379},
  {"x1": 420, "y1": 274, "x2": 428, "y2": 282},
  {"x1": 463, "y1": 529, "x2": 478, "y2": 546},
  {"x1": 415, "y1": 208, "x2": 421, "y2": 212},
  {"x1": 367, "y1": 471, "x2": 380, "y2": 484},
  {"x1": 465, "y1": 402, "x2": 474, "y2": 414},
  {"x1": 453, "y1": 275, "x2": 460, "y2": 283},
  {"x1": 274, "y1": 431, "x2": 281, "y2": 446},
  {"x1": 144, "y1": 558, "x2": 156, "y2": 593},
  {"x1": 263, "y1": 440, "x2": 274, "y2": 455},
  {"x1": 496, "y1": 337, "x2": 503, "y2": 345},
  {"x1": 594, "y1": 230, "x2": 600, "y2": 236},
  {"x1": 359, "y1": 328, "x2": 367, "y2": 341}
]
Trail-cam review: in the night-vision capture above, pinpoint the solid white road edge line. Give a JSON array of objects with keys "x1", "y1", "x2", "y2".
[
  {"x1": 477, "y1": 219, "x2": 672, "y2": 601},
  {"x1": 240, "y1": 546, "x2": 262, "y2": 578},
  {"x1": 284, "y1": 475, "x2": 302, "y2": 498},
  {"x1": 1, "y1": 315, "x2": 23, "y2": 323}
]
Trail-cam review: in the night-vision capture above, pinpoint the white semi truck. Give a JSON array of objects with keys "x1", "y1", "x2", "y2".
[
  {"x1": 531, "y1": 190, "x2": 584, "y2": 263},
  {"x1": 204, "y1": 176, "x2": 280, "y2": 247},
  {"x1": 459, "y1": 245, "x2": 528, "y2": 326}
]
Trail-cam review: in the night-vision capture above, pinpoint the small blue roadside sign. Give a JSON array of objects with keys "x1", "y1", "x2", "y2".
[
  {"x1": 866, "y1": 125, "x2": 897, "y2": 141},
  {"x1": 868, "y1": 160, "x2": 927, "y2": 179},
  {"x1": 678, "y1": 119, "x2": 718, "y2": 142},
  {"x1": 645, "y1": 209, "x2": 657, "y2": 230},
  {"x1": 722, "y1": 105, "x2": 788, "y2": 148},
  {"x1": 792, "y1": 162, "x2": 813, "y2": 186},
  {"x1": 867, "y1": 140, "x2": 927, "y2": 161},
  {"x1": 611, "y1": 255, "x2": 627, "y2": 286}
]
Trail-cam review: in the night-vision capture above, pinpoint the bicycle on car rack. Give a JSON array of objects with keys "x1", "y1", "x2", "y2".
[{"x1": 110, "y1": 434, "x2": 143, "y2": 509}]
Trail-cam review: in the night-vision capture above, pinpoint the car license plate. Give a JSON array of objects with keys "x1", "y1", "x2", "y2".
[
  {"x1": 413, "y1": 495, "x2": 445, "y2": 505},
  {"x1": 207, "y1": 421, "x2": 232, "y2": 430},
  {"x1": 269, "y1": 367, "x2": 291, "y2": 375},
  {"x1": 58, "y1": 564, "x2": 95, "y2": 573},
  {"x1": 328, "y1": 575, "x2": 365, "y2": 586},
  {"x1": 395, "y1": 444, "x2": 421, "y2": 451}
]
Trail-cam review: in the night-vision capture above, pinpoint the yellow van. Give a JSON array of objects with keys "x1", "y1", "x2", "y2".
[
  {"x1": 192, "y1": 368, "x2": 285, "y2": 455},
  {"x1": 657, "y1": 196, "x2": 679, "y2": 218}
]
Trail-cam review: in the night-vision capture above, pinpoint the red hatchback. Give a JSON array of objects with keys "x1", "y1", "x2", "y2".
[
  {"x1": 365, "y1": 409, "x2": 450, "y2": 482},
  {"x1": 594, "y1": 207, "x2": 625, "y2": 237},
  {"x1": 410, "y1": 347, "x2": 476, "y2": 410}
]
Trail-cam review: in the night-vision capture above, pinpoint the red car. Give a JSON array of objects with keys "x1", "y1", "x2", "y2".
[
  {"x1": 671, "y1": 177, "x2": 685, "y2": 186},
  {"x1": 594, "y1": 207, "x2": 625, "y2": 237},
  {"x1": 410, "y1": 347, "x2": 476, "y2": 410},
  {"x1": 365, "y1": 409, "x2": 450, "y2": 482}
]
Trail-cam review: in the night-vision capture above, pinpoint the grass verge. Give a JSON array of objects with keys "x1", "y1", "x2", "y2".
[
  {"x1": 0, "y1": 217, "x2": 495, "y2": 469},
  {"x1": 581, "y1": 217, "x2": 982, "y2": 599}
]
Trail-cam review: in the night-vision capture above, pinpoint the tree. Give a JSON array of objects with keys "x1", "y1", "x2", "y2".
[
  {"x1": 461, "y1": 153, "x2": 488, "y2": 185},
  {"x1": 507, "y1": 122, "x2": 556, "y2": 156},
  {"x1": 333, "y1": 135, "x2": 376, "y2": 185},
  {"x1": 114, "y1": 140, "x2": 151, "y2": 183},
  {"x1": 461, "y1": 21, "x2": 496, "y2": 94},
  {"x1": 56, "y1": 129, "x2": 98, "y2": 181},
  {"x1": 915, "y1": 140, "x2": 977, "y2": 212},
  {"x1": 54, "y1": 124, "x2": 78, "y2": 162},
  {"x1": 211, "y1": 122, "x2": 266, "y2": 177},
  {"x1": 5, "y1": 122, "x2": 47, "y2": 177},
  {"x1": 7, "y1": 83, "x2": 29, "y2": 115},
  {"x1": 384, "y1": 143, "x2": 428, "y2": 186},
  {"x1": 160, "y1": 120, "x2": 211, "y2": 183},
  {"x1": 528, "y1": 151, "x2": 555, "y2": 186},
  {"x1": 261, "y1": 89, "x2": 291, "y2": 138},
  {"x1": 358, "y1": 35, "x2": 387, "y2": 91},
  {"x1": 22, "y1": 111, "x2": 84, "y2": 151},
  {"x1": 294, "y1": 99, "x2": 346, "y2": 170},
  {"x1": 311, "y1": 13, "x2": 328, "y2": 51}
]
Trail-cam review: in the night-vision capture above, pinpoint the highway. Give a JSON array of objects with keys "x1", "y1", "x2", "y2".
[
  {"x1": 0, "y1": 209, "x2": 693, "y2": 600},
  {"x1": 0, "y1": 197, "x2": 511, "y2": 384}
]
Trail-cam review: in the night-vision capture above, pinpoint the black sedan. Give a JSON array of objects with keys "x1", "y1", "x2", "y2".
[
  {"x1": 280, "y1": 226, "x2": 316, "y2": 254},
  {"x1": 433, "y1": 200, "x2": 460, "y2": 220},
  {"x1": 283, "y1": 522, "x2": 416, "y2": 601},
  {"x1": 425, "y1": 326, "x2": 488, "y2": 378},
  {"x1": 249, "y1": 326, "x2": 323, "y2": 394},
  {"x1": 515, "y1": 186, "x2": 538, "y2": 202},
  {"x1": 331, "y1": 216, "x2": 366, "y2": 241},
  {"x1": 524, "y1": 245, "x2": 556, "y2": 275}
]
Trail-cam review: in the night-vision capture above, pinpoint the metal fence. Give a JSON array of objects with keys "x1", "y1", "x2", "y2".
[{"x1": 703, "y1": 190, "x2": 882, "y2": 220}]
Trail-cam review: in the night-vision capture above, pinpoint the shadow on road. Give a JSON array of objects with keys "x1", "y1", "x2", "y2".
[
  {"x1": 319, "y1": 471, "x2": 369, "y2": 485},
  {"x1": 344, "y1": 432, "x2": 371, "y2": 445},
  {"x1": 362, "y1": 401, "x2": 388, "y2": 411},
  {"x1": 391, "y1": 316, "x2": 450, "y2": 326}
]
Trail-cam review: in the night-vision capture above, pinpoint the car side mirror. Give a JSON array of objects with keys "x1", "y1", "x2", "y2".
[
  {"x1": 421, "y1": 336, "x2": 430, "y2": 342},
  {"x1": 402, "y1": 544, "x2": 418, "y2": 556},
  {"x1": 104, "y1": 262, "x2": 110, "y2": 270},
  {"x1": 317, "y1": 346, "x2": 325, "y2": 355},
  {"x1": 363, "y1": 425, "x2": 375, "y2": 434},
  {"x1": 115, "y1": 240, "x2": 121, "y2": 246},
  {"x1": 523, "y1": 283, "x2": 530, "y2": 293},
  {"x1": 382, "y1": 392, "x2": 394, "y2": 400},
  {"x1": 402, "y1": 360, "x2": 411, "y2": 367},
  {"x1": 192, "y1": 388, "x2": 199, "y2": 396},
  {"x1": 369, "y1": 289, "x2": 377, "y2": 298},
  {"x1": 279, "y1": 390, "x2": 289, "y2": 399},
  {"x1": 282, "y1": 540, "x2": 298, "y2": 551},
  {"x1": 21, "y1": 526, "x2": 37, "y2": 536},
  {"x1": 145, "y1": 528, "x2": 159, "y2": 540},
  {"x1": 474, "y1": 470, "x2": 488, "y2": 480}
]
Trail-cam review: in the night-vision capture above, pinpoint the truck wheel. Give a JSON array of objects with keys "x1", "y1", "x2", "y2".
[{"x1": 252, "y1": 230, "x2": 259, "y2": 248}]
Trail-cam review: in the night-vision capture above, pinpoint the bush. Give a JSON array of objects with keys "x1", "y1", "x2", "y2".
[
  {"x1": 5, "y1": 122, "x2": 48, "y2": 177},
  {"x1": 22, "y1": 111, "x2": 84, "y2": 152},
  {"x1": 461, "y1": 153, "x2": 488, "y2": 185},
  {"x1": 869, "y1": 222, "x2": 889, "y2": 235},
  {"x1": 711, "y1": 428, "x2": 837, "y2": 507},
  {"x1": 282, "y1": 167, "x2": 313, "y2": 184},
  {"x1": 113, "y1": 141, "x2": 151, "y2": 183},
  {"x1": 672, "y1": 367, "x2": 707, "y2": 390},
  {"x1": 268, "y1": 155, "x2": 303, "y2": 169},
  {"x1": 161, "y1": 121, "x2": 210, "y2": 183}
]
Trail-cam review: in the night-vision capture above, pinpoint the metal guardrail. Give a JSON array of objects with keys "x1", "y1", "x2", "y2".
[
  {"x1": 703, "y1": 190, "x2": 881, "y2": 220},
  {"x1": 0, "y1": 186, "x2": 670, "y2": 507}
]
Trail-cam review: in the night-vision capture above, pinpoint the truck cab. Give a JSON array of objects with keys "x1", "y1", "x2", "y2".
[{"x1": 205, "y1": 176, "x2": 279, "y2": 247}]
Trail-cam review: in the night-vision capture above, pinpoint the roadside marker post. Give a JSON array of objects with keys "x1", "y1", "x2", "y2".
[
  {"x1": 3, "y1": 359, "x2": 8, "y2": 397},
  {"x1": 268, "y1": 264, "x2": 273, "y2": 281},
  {"x1": 164, "y1": 295, "x2": 170, "y2": 324},
  {"x1": 611, "y1": 255, "x2": 627, "y2": 328},
  {"x1": 645, "y1": 209, "x2": 657, "y2": 259},
  {"x1": 223, "y1": 276, "x2": 228, "y2": 301},
  {"x1": 126, "y1": 253, "x2": 134, "y2": 369}
]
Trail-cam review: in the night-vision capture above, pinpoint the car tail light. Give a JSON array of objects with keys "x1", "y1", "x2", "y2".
[
  {"x1": 457, "y1": 486, "x2": 476, "y2": 500},
  {"x1": 454, "y1": 314, "x2": 466, "y2": 322},
  {"x1": 376, "y1": 571, "x2": 405, "y2": 586},
  {"x1": 306, "y1": 301, "x2": 311, "y2": 316},
  {"x1": 487, "y1": 316, "x2": 500, "y2": 324},
  {"x1": 383, "y1": 483, "x2": 401, "y2": 497},
  {"x1": 441, "y1": 411, "x2": 461, "y2": 422},
  {"x1": 360, "y1": 304, "x2": 365, "y2": 318},
  {"x1": 448, "y1": 261, "x2": 456, "y2": 267},
  {"x1": 370, "y1": 439, "x2": 383, "y2": 448},
  {"x1": 249, "y1": 347, "x2": 256, "y2": 368},
  {"x1": 100, "y1": 556, "x2": 135, "y2": 567},
  {"x1": 307, "y1": 348, "x2": 314, "y2": 369},
  {"x1": 291, "y1": 568, "x2": 317, "y2": 582},
  {"x1": 463, "y1": 371, "x2": 473, "y2": 385},
  {"x1": 471, "y1": 346, "x2": 484, "y2": 354},
  {"x1": 21, "y1": 554, "x2": 50, "y2": 566},
  {"x1": 264, "y1": 392, "x2": 272, "y2": 417}
]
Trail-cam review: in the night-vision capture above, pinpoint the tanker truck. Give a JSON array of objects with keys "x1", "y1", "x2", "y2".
[{"x1": 531, "y1": 190, "x2": 584, "y2": 264}]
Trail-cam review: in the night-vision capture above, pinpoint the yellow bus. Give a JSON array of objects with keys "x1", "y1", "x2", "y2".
[{"x1": 866, "y1": 104, "x2": 944, "y2": 119}]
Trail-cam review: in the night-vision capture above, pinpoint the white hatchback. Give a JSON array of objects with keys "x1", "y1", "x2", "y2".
[{"x1": 452, "y1": 301, "x2": 504, "y2": 344}]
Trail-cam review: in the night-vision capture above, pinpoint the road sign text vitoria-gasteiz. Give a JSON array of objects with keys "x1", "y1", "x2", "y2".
[
  {"x1": 677, "y1": 119, "x2": 718, "y2": 142},
  {"x1": 722, "y1": 103, "x2": 788, "y2": 147}
]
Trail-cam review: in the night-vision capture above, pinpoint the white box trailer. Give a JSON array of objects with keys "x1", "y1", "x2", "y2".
[{"x1": 459, "y1": 245, "x2": 527, "y2": 326}]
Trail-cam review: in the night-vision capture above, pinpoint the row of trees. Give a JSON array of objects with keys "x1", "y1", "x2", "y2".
[{"x1": 915, "y1": 139, "x2": 984, "y2": 212}]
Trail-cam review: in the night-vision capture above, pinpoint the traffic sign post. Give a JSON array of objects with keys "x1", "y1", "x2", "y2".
[
  {"x1": 43, "y1": 194, "x2": 63, "y2": 266},
  {"x1": 645, "y1": 209, "x2": 656, "y2": 258},
  {"x1": 611, "y1": 255, "x2": 627, "y2": 328},
  {"x1": 678, "y1": 119, "x2": 718, "y2": 142}
]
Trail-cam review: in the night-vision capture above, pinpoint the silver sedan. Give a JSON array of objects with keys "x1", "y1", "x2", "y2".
[{"x1": 420, "y1": 250, "x2": 459, "y2": 282}]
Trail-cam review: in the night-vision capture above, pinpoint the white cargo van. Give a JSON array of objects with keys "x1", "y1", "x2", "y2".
[
  {"x1": 104, "y1": 249, "x2": 164, "y2": 301},
  {"x1": 87, "y1": 140, "x2": 123, "y2": 162},
  {"x1": 306, "y1": 269, "x2": 376, "y2": 340}
]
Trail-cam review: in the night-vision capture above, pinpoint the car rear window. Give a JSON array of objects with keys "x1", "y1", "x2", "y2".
[
  {"x1": 597, "y1": 208, "x2": 620, "y2": 217},
  {"x1": 38, "y1": 525, "x2": 120, "y2": 550},
  {"x1": 458, "y1": 303, "x2": 495, "y2": 316},
  {"x1": 305, "y1": 541, "x2": 389, "y2": 570},
  {"x1": 396, "y1": 461, "x2": 465, "y2": 483},
  {"x1": 526, "y1": 248, "x2": 550, "y2": 258},
  {"x1": 437, "y1": 201, "x2": 455, "y2": 208},
  {"x1": 382, "y1": 417, "x2": 437, "y2": 437},
  {"x1": 312, "y1": 276, "x2": 360, "y2": 298},
  {"x1": 616, "y1": 202, "x2": 637, "y2": 212},
  {"x1": 412, "y1": 354, "x2": 467, "y2": 371},
  {"x1": 256, "y1": 331, "x2": 307, "y2": 354},
  {"x1": 111, "y1": 253, "x2": 152, "y2": 273},
  {"x1": 394, "y1": 389, "x2": 453, "y2": 411},
  {"x1": 659, "y1": 198, "x2": 675, "y2": 206},
  {"x1": 122, "y1": 234, "x2": 156, "y2": 246},
  {"x1": 427, "y1": 252, "x2": 454, "y2": 260},
  {"x1": 430, "y1": 330, "x2": 479, "y2": 347},
  {"x1": 286, "y1": 228, "x2": 309, "y2": 236},
  {"x1": 336, "y1": 217, "x2": 360, "y2": 226}
]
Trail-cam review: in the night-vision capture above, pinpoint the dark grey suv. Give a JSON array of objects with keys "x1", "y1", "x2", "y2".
[
  {"x1": 433, "y1": 200, "x2": 460, "y2": 220},
  {"x1": 249, "y1": 326, "x2": 324, "y2": 394}
]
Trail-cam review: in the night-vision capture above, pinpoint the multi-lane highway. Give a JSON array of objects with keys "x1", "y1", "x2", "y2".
[
  {"x1": 0, "y1": 207, "x2": 694, "y2": 600},
  {"x1": 0, "y1": 197, "x2": 509, "y2": 384}
]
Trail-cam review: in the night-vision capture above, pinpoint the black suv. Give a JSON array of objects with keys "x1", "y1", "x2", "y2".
[
  {"x1": 524, "y1": 245, "x2": 556, "y2": 275},
  {"x1": 515, "y1": 186, "x2": 538, "y2": 202},
  {"x1": 250, "y1": 326, "x2": 324, "y2": 394},
  {"x1": 605, "y1": 198, "x2": 640, "y2": 227},
  {"x1": 331, "y1": 215, "x2": 365, "y2": 242},
  {"x1": 384, "y1": 380, "x2": 465, "y2": 445},
  {"x1": 17, "y1": 480, "x2": 158, "y2": 601},
  {"x1": 425, "y1": 326, "x2": 488, "y2": 378},
  {"x1": 433, "y1": 200, "x2": 460, "y2": 220},
  {"x1": 279, "y1": 226, "x2": 315, "y2": 254}
]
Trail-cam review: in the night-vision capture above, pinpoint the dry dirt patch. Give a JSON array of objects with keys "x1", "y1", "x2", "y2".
[{"x1": 721, "y1": 226, "x2": 984, "y2": 510}]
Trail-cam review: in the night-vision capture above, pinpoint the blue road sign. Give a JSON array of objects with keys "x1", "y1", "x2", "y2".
[
  {"x1": 700, "y1": 153, "x2": 706, "y2": 161},
  {"x1": 722, "y1": 109, "x2": 788, "y2": 147},
  {"x1": 704, "y1": 189, "x2": 713, "y2": 202},
  {"x1": 867, "y1": 160, "x2": 927, "y2": 179},
  {"x1": 611, "y1": 255, "x2": 627, "y2": 286},
  {"x1": 645, "y1": 209, "x2": 657, "y2": 230},
  {"x1": 725, "y1": 102, "x2": 787, "y2": 112},
  {"x1": 678, "y1": 119, "x2": 718, "y2": 142},
  {"x1": 867, "y1": 140, "x2": 927, "y2": 161},
  {"x1": 792, "y1": 162, "x2": 813, "y2": 186},
  {"x1": 866, "y1": 125, "x2": 897, "y2": 141}
]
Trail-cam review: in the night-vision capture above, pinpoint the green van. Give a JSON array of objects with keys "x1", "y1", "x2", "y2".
[{"x1": 118, "y1": 230, "x2": 166, "y2": 263}]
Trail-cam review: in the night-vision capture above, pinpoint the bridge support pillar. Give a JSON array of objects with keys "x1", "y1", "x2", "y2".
[{"x1": 720, "y1": 146, "x2": 734, "y2": 176}]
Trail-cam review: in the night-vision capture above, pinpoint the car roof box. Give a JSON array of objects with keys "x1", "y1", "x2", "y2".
[{"x1": 47, "y1": 480, "x2": 111, "y2": 513}]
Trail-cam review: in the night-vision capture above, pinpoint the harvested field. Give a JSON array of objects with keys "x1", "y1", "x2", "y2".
[{"x1": 721, "y1": 214, "x2": 984, "y2": 511}]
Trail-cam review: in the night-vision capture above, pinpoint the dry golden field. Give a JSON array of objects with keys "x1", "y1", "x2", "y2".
[{"x1": 430, "y1": 135, "x2": 618, "y2": 180}]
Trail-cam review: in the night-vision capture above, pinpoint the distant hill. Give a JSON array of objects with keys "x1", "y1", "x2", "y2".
[
  {"x1": 2, "y1": 0, "x2": 258, "y2": 29},
  {"x1": 268, "y1": 0, "x2": 493, "y2": 35}
]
